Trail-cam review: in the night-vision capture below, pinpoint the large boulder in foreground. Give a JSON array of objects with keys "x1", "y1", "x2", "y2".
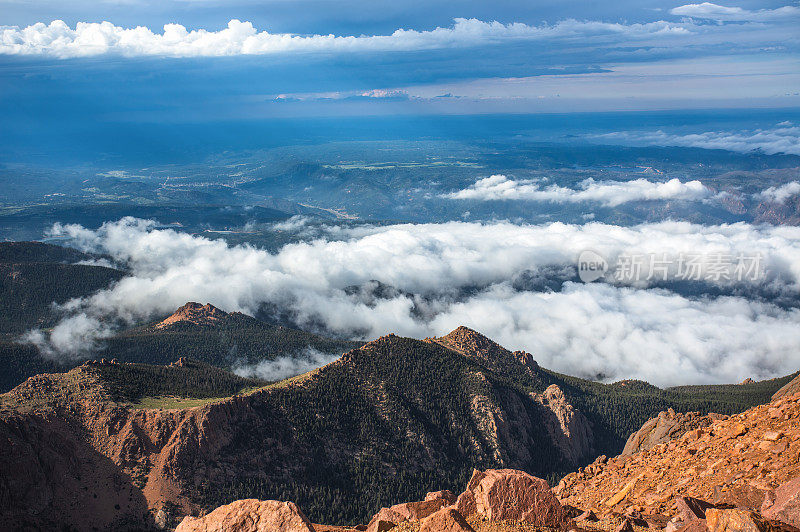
[
  {"x1": 175, "y1": 500, "x2": 316, "y2": 532},
  {"x1": 763, "y1": 478, "x2": 800, "y2": 528},
  {"x1": 458, "y1": 468, "x2": 568, "y2": 526},
  {"x1": 365, "y1": 499, "x2": 448, "y2": 532},
  {"x1": 419, "y1": 508, "x2": 475, "y2": 532}
]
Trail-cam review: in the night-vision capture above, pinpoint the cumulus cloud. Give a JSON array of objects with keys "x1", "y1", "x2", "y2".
[
  {"x1": 594, "y1": 124, "x2": 800, "y2": 156},
  {"x1": 232, "y1": 347, "x2": 341, "y2": 381},
  {"x1": 757, "y1": 181, "x2": 800, "y2": 203},
  {"x1": 0, "y1": 17, "x2": 691, "y2": 58},
  {"x1": 21, "y1": 217, "x2": 800, "y2": 386},
  {"x1": 442, "y1": 175, "x2": 711, "y2": 206},
  {"x1": 23, "y1": 314, "x2": 114, "y2": 360},
  {"x1": 670, "y1": 2, "x2": 800, "y2": 21}
]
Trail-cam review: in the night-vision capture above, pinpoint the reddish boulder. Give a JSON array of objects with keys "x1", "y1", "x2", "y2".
[
  {"x1": 390, "y1": 499, "x2": 447, "y2": 520},
  {"x1": 677, "y1": 496, "x2": 717, "y2": 521},
  {"x1": 706, "y1": 508, "x2": 769, "y2": 532},
  {"x1": 677, "y1": 519, "x2": 709, "y2": 532},
  {"x1": 453, "y1": 469, "x2": 486, "y2": 517},
  {"x1": 419, "y1": 508, "x2": 475, "y2": 532},
  {"x1": 712, "y1": 485, "x2": 768, "y2": 512},
  {"x1": 175, "y1": 500, "x2": 315, "y2": 532},
  {"x1": 426, "y1": 490, "x2": 457, "y2": 505},
  {"x1": 614, "y1": 519, "x2": 634, "y2": 532},
  {"x1": 762, "y1": 478, "x2": 800, "y2": 528},
  {"x1": 472, "y1": 469, "x2": 568, "y2": 526},
  {"x1": 366, "y1": 498, "x2": 447, "y2": 532},
  {"x1": 365, "y1": 508, "x2": 406, "y2": 532}
]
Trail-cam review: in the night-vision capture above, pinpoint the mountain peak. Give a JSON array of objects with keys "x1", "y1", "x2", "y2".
[
  {"x1": 155, "y1": 302, "x2": 228, "y2": 329},
  {"x1": 431, "y1": 326, "x2": 538, "y2": 371}
]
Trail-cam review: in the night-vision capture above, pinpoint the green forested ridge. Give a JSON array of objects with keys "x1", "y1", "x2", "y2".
[
  {"x1": 0, "y1": 242, "x2": 125, "y2": 334},
  {"x1": 95, "y1": 359, "x2": 265, "y2": 404},
  {"x1": 103, "y1": 314, "x2": 360, "y2": 368},
  {"x1": 0, "y1": 241, "x2": 93, "y2": 264},
  {"x1": 182, "y1": 335, "x2": 795, "y2": 524}
]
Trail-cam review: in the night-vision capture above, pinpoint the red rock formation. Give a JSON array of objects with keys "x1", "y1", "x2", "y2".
[
  {"x1": 773, "y1": 373, "x2": 800, "y2": 401},
  {"x1": 419, "y1": 507, "x2": 475, "y2": 532},
  {"x1": 558, "y1": 391, "x2": 800, "y2": 525},
  {"x1": 621, "y1": 408, "x2": 715, "y2": 456},
  {"x1": 472, "y1": 469, "x2": 569, "y2": 526},
  {"x1": 762, "y1": 478, "x2": 800, "y2": 529},
  {"x1": 175, "y1": 499, "x2": 316, "y2": 532},
  {"x1": 155, "y1": 302, "x2": 227, "y2": 329}
]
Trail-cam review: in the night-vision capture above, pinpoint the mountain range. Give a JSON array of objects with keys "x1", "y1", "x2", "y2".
[{"x1": 0, "y1": 325, "x2": 794, "y2": 529}]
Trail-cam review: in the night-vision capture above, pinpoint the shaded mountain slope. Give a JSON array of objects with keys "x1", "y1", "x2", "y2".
[{"x1": 0, "y1": 241, "x2": 125, "y2": 334}]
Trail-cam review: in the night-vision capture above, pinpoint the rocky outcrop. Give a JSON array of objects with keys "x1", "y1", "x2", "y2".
[
  {"x1": 621, "y1": 408, "x2": 714, "y2": 456},
  {"x1": 175, "y1": 500, "x2": 316, "y2": 532},
  {"x1": 534, "y1": 384, "x2": 595, "y2": 465},
  {"x1": 419, "y1": 507, "x2": 475, "y2": 532},
  {"x1": 365, "y1": 499, "x2": 448, "y2": 532},
  {"x1": 557, "y1": 391, "x2": 800, "y2": 523},
  {"x1": 773, "y1": 373, "x2": 800, "y2": 401},
  {"x1": 451, "y1": 468, "x2": 570, "y2": 527},
  {"x1": 762, "y1": 478, "x2": 800, "y2": 528},
  {"x1": 429, "y1": 326, "x2": 539, "y2": 374},
  {"x1": 156, "y1": 302, "x2": 227, "y2": 329}
]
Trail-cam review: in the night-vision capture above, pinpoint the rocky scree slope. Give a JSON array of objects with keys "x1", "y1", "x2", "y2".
[{"x1": 557, "y1": 390, "x2": 800, "y2": 526}]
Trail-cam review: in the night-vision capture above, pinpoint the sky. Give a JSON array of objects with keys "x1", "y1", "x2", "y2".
[{"x1": 1, "y1": 0, "x2": 799, "y2": 129}]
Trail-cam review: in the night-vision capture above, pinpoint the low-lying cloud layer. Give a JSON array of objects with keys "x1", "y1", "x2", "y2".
[
  {"x1": 442, "y1": 175, "x2": 710, "y2": 206},
  {"x1": 232, "y1": 348, "x2": 341, "y2": 382},
  {"x1": 24, "y1": 218, "x2": 800, "y2": 387},
  {"x1": 757, "y1": 181, "x2": 800, "y2": 204},
  {"x1": 594, "y1": 124, "x2": 800, "y2": 156}
]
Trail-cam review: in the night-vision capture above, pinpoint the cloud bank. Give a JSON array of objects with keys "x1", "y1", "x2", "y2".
[
  {"x1": 22, "y1": 217, "x2": 800, "y2": 387},
  {"x1": 594, "y1": 124, "x2": 800, "y2": 156},
  {"x1": 757, "y1": 181, "x2": 800, "y2": 204},
  {"x1": 232, "y1": 347, "x2": 341, "y2": 381},
  {"x1": 670, "y1": 2, "x2": 800, "y2": 21},
  {"x1": 442, "y1": 175, "x2": 711, "y2": 206},
  {"x1": 0, "y1": 17, "x2": 692, "y2": 58}
]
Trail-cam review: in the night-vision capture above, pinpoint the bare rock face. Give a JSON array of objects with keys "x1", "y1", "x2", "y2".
[
  {"x1": 621, "y1": 408, "x2": 713, "y2": 456},
  {"x1": 557, "y1": 392, "x2": 800, "y2": 520},
  {"x1": 175, "y1": 500, "x2": 316, "y2": 532},
  {"x1": 706, "y1": 508, "x2": 775, "y2": 532},
  {"x1": 762, "y1": 478, "x2": 800, "y2": 528},
  {"x1": 470, "y1": 469, "x2": 568, "y2": 526},
  {"x1": 676, "y1": 496, "x2": 717, "y2": 522},
  {"x1": 453, "y1": 469, "x2": 486, "y2": 517},
  {"x1": 419, "y1": 508, "x2": 475, "y2": 532},
  {"x1": 156, "y1": 302, "x2": 227, "y2": 329},
  {"x1": 425, "y1": 490, "x2": 457, "y2": 505},
  {"x1": 533, "y1": 384, "x2": 595, "y2": 465},
  {"x1": 365, "y1": 499, "x2": 448, "y2": 532}
]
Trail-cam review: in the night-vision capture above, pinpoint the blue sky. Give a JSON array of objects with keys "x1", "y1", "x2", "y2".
[{"x1": 1, "y1": 1, "x2": 798, "y2": 127}]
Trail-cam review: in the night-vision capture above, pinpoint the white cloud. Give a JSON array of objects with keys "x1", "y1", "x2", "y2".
[
  {"x1": 670, "y1": 2, "x2": 800, "y2": 21},
  {"x1": 442, "y1": 175, "x2": 711, "y2": 206},
  {"x1": 594, "y1": 124, "x2": 800, "y2": 156},
  {"x1": 21, "y1": 217, "x2": 800, "y2": 386},
  {"x1": 757, "y1": 181, "x2": 800, "y2": 203},
  {"x1": 232, "y1": 347, "x2": 341, "y2": 381},
  {"x1": 0, "y1": 17, "x2": 691, "y2": 58}
]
